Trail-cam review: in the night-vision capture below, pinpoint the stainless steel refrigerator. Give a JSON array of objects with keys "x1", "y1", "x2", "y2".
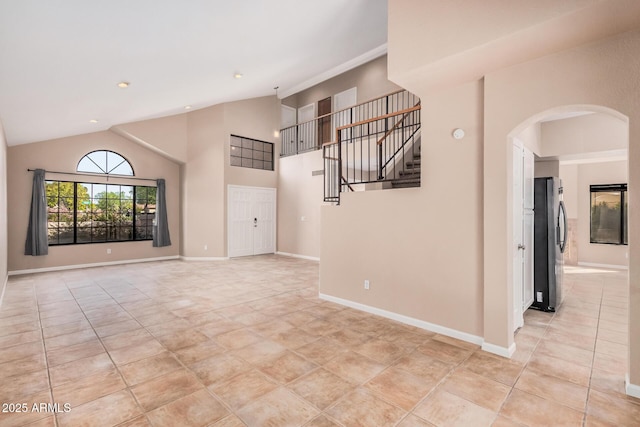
[{"x1": 532, "y1": 177, "x2": 567, "y2": 312}]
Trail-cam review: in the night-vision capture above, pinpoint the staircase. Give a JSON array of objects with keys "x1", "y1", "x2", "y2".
[{"x1": 392, "y1": 144, "x2": 421, "y2": 189}]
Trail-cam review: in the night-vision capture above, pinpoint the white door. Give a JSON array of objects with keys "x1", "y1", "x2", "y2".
[
  {"x1": 228, "y1": 186, "x2": 276, "y2": 257},
  {"x1": 297, "y1": 104, "x2": 315, "y2": 151},
  {"x1": 513, "y1": 142, "x2": 535, "y2": 331},
  {"x1": 333, "y1": 87, "x2": 357, "y2": 140},
  {"x1": 523, "y1": 148, "x2": 535, "y2": 309},
  {"x1": 512, "y1": 143, "x2": 525, "y2": 331},
  {"x1": 281, "y1": 105, "x2": 297, "y2": 129}
]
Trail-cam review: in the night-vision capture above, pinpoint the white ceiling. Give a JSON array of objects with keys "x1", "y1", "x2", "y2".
[{"x1": 0, "y1": 0, "x2": 388, "y2": 146}]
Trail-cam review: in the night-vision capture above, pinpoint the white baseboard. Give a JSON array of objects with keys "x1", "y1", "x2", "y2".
[
  {"x1": 626, "y1": 375, "x2": 640, "y2": 399},
  {"x1": 0, "y1": 274, "x2": 7, "y2": 309},
  {"x1": 482, "y1": 341, "x2": 516, "y2": 358},
  {"x1": 8, "y1": 255, "x2": 180, "y2": 276},
  {"x1": 319, "y1": 293, "x2": 484, "y2": 347},
  {"x1": 180, "y1": 256, "x2": 229, "y2": 262},
  {"x1": 577, "y1": 262, "x2": 628, "y2": 270},
  {"x1": 276, "y1": 252, "x2": 320, "y2": 262}
]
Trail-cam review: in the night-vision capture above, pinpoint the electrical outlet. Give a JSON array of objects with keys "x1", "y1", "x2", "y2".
[
  {"x1": 364, "y1": 280, "x2": 370, "y2": 290},
  {"x1": 107, "y1": 248, "x2": 111, "y2": 254}
]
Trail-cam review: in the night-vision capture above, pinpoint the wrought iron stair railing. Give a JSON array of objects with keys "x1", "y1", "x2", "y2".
[{"x1": 323, "y1": 103, "x2": 421, "y2": 204}]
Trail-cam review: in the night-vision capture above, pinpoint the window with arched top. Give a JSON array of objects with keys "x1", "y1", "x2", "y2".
[{"x1": 77, "y1": 150, "x2": 134, "y2": 176}]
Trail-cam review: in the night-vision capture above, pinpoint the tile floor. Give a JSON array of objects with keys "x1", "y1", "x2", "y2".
[{"x1": 0, "y1": 256, "x2": 637, "y2": 426}]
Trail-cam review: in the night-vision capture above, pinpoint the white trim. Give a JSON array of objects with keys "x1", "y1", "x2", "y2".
[
  {"x1": 482, "y1": 341, "x2": 517, "y2": 358},
  {"x1": 319, "y1": 293, "x2": 484, "y2": 346},
  {"x1": 626, "y1": 375, "x2": 640, "y2": 399},
  {"x1": 180, "y1": 256, "x2": 229, "y2": 262},
  {"x1": 0, "y1": 275, "x2": 7, "y2": 309},
  {"x1": 278, "y1": 44, "x2": 388, "y2": 99},
  {"x1": 275, "y1": 252, "x2": 320, "y2": 262},
  {"x1": 8, "y1": 256, "x2": 179, "y2": 276},
  {"x1": 577, "y1": 262, "x2": 628, "y2": 270}
]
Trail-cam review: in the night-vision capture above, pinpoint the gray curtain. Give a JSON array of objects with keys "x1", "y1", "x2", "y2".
[
  {"x1": 153, "y1": 178, "x2": 171, "y2": 247},
  {"x1": 24, "y1": 169, "x2": 48, "y2": 256}
]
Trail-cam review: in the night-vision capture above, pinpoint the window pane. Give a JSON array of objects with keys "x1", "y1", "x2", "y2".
[
  {"x1": 58, "y1": 228, "x2": 74, "y2": 244},
  {"x1": 590, "y1": 189, "x2": 622, "y2": 244},
  {"x1": 230, "y1": 156, "x2": 241, "y2": 166},
  {"x1": 77, "y1": 227, "x2": 92, "y2": 243}
]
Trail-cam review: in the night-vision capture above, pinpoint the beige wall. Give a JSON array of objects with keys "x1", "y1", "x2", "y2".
[
  {"x1": 223, "y1": 96, "x2": 280, "y2": 189},
  {"x1": 7, "y1": 131, "x2": 180, "y2": 272},
  {"x1": 111, "y1": 113, "x2": 188, "y2": 163},
  {"x1": 388, "y1": 0, "x2": 640, "y2": 94},
  {"x1": 182, "y1": 104, "x2": 226, "y2": 258},
  {"x1": 0, "y1": 119, "x2": 8, "y2": 294},
  {"x1": 540, "y1": 113, "x2": 627, "y2": 157},
  {"x1": 181, "y1": 96, "x2": 280, "y2": 258},
  {"x1": 282, "y1": 56, "x2": 401, "y2": 110},
  {"x1": 277, "y1": 150, "x2": 324, "y2": 259},
  {"x1": 576, "y1": 161, "x2": 628, "y2": 267},
  {"x1": 482, "y1": 31, "x2": 638, "y2": 380},
  {"x1": 321, "y1": 80, "x2": 484, "y2": 338}
]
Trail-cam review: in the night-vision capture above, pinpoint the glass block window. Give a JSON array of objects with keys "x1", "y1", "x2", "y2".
[{"x1": 230, "y1": 135, "x2": 274, "y2": 171}]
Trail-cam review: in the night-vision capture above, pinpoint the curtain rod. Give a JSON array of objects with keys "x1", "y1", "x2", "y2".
[{"x1": 27, "y1": 168, "x2": 158, "y2": 183}]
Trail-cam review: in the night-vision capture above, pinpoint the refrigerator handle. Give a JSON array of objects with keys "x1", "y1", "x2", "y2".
[{"x1": 558, "y1": 200, "x2": 567, "y2": 253}]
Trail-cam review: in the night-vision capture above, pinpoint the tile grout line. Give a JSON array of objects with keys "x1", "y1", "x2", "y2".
[
  {"x1": 581, "y1": 278, "x2": 605, "y2": 427},
  {"x1": 35, "y1": 280, "x2": 61, "y2": 427}
]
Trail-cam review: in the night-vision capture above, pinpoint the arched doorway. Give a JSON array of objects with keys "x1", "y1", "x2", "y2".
[{"x1": 506, "y1": 104, "x2": 629, "y2": 351}]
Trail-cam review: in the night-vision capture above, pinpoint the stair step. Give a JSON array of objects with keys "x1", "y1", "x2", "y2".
[
  {"x1": 399, "y1": 169, "x2": 420, "y2": 177},
  {"x1": 392, "y1": 179, "x2": 420, "y2": 189},
  {"x1": 406, "y1": 159, "x2": 421, "y2": 167}
]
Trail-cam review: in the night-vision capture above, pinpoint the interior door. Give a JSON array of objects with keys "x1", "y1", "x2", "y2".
[
  {"x1": 228, "y1": 186, "x2": 276, "y2": 257},
  {"x1": 252, "y1": 188, "x2": 276, "y2": 255},
  {"x1": 523, "y1": 148, "x2": 535, "y2": 309},
  {"x1": 297, "y1": 104, "x2": 315, "y2": 151},
  {"x1": 333, "y1": 87, "x2": 357, "y2": 141},
  {"x1": 317, "y1": 97, "x2": 332, "y2": 147},
  {"x1": 512, "y1": 143, "x2": 525, "y2": 331},
  {"x1": 513, "y1": 143, "x2": 535, "y2": 331}
]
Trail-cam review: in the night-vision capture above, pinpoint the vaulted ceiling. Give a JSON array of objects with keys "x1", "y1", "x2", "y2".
[{"x1": 0, "y1": 0, "x2": 387, "y2": 146}]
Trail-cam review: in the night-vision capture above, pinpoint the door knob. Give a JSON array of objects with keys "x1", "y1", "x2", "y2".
[{"x1": 517, "y1": 244, "x2": 526, "y2": 250}]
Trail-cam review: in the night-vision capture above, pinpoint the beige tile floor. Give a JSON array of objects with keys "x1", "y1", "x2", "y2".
[{"x1": 0, "y1": 256, "x2": 637, "y2": 426}]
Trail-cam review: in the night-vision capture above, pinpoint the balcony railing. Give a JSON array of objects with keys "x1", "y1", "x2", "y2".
[{"x1": 280, "y1": 89, "x2": 420, "y2": 157}]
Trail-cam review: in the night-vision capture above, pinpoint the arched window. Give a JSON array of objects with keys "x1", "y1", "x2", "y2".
[{"x1": 77, "y1": 150, "x2": 134, "y2": 176}]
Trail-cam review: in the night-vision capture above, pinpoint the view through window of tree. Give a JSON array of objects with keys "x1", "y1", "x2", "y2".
[
  {"x1": 590, "y1": 184, "x2": 628, "y2": 245},
  {"x1": 46, "y1": 181, "x2": 156, "y2": 245}
]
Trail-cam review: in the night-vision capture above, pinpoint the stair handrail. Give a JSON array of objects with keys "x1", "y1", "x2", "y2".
[{"x1": 375, "y1": 102, "x2": 421, "y2": 146}]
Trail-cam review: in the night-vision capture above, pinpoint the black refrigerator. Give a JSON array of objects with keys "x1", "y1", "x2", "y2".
[{"x1": 532, "y1": 177, "x2": 567, "y2": 312}]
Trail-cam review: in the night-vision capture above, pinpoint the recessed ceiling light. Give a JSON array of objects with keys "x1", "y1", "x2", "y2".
[
  {"x1": 234, "y1": 73, "x2": 243, "y2": 79},
  {"x1": 89, "y1": 119, "x2": 98, "y2": 123},
  {"x1": 184, "y1": 105, "x2": 192, "y2": 110},
  {"x1": 117, "y1": 81, "x2": 130, "y2": 88}
]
